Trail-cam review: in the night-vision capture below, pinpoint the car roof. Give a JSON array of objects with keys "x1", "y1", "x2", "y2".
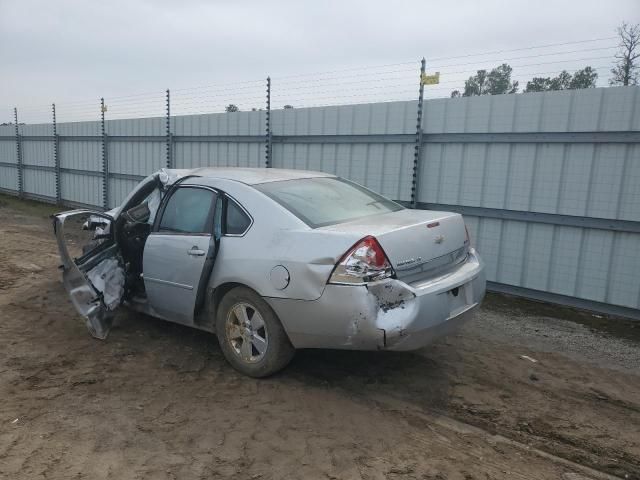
[{"x1": 172, "y1": 167, "x2": 335, "y2": 185}]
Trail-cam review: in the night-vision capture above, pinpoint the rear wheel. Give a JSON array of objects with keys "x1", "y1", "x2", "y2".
[{"x1": 216, "y1": 287, "x2": 295, "y2": 377}]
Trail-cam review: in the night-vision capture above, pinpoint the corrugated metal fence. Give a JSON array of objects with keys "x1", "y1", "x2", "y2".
[{"x1": 1, "y1": 86, "x2": 639, "y2": 319}]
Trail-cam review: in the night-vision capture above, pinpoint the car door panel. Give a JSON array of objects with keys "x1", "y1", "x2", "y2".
[
  {"x1": 142, "y1": 186, "x2": 218, "y2": 325},
  {"x1": 52, "y1": 210, "x2": 121, "y2": 339},
  {"x1": 143, "y1": 234, "x2": 214, "y2": 324}
]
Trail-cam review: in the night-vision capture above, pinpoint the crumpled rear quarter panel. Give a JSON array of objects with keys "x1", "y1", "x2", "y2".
[{"x1": 266, "y1": 250, "x2": 485, "y2": 351}]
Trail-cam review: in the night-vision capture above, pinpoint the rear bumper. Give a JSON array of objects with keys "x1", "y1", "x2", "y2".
[{"x1": 267, "y1": 249, "x2": 486, "y2": 351}]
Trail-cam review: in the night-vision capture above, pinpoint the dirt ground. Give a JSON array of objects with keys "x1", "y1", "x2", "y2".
[{"x1": 1, "y1": 194, "x2": 639, "y2": 480}]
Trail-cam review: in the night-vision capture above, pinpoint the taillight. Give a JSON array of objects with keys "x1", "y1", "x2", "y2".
[
  {"x1": 464, "y1": 224, "x2": 472, "y2": 256},
  {"x1": 328, "y1": 236, "x2": 395, "y2": 285}
]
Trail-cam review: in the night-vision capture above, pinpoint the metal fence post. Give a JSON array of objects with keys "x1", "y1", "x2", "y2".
[
  {"x1": 411, "y1": 58, "x2": 426, "y2": 208},
  {"x1": 100, "y1": 98, "x2": 109, "y2": 209},
  {"x1": 166, "y1": 89, "x2": 172, "y2": 168},
  {"x1": 14, "y1": 107, "x2": 23, "y2": 197},
  {"x1": 265, "y1": 76, "x2": 272, "y2": 168},
  {"x1": 52, "y1": 103, "x2": 61, "y2": 205}
]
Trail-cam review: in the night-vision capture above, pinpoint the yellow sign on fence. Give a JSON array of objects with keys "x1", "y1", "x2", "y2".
[{"x1": 421, "y1": 72, "x2": 440, "y2": 85}]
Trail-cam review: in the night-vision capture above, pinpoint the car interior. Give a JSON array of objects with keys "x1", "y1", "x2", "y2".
[{"x1": 115, "y1": 178, "x2": 160, "y2": 300}]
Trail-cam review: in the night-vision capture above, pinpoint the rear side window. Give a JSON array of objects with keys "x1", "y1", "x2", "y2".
[
  {"x1": 225, "y1": 197, "x2": 252, "y2": 235},
  {"x1": 159, "y1": 187, "x2": 216, "y2": 234},
  {"x1": 255, "y1": 177, "x2": 403, "y2": 228}
]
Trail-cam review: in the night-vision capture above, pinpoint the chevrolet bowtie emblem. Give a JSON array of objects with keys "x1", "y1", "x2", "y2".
[{"x1": 434, "y1": 235, "x2": 444, "y2": 244}]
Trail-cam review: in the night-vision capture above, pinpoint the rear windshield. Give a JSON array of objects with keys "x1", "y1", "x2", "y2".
[{"x1": 255, "y1": 177, "x2": 404, "y2": 228}]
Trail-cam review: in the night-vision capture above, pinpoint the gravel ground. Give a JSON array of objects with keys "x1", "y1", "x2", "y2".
[
  {"x1": 475, "y1": 295, "x2": 640, "y2": 373},
  {"x1": 0, "y1": 194, "x2": 639, "y2": 480}
]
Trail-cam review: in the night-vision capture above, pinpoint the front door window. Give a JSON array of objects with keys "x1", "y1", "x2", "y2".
[{"x1": 159, "y1": 187, "x2": 216, "y2": 234}]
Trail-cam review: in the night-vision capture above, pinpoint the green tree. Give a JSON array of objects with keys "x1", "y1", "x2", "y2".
[
  {"x1": 524, "y1": 77, "x2": 552, "y2": 92},
  {"x1": 462, "y1": 69, "x2": 489, "y2": 96},
  {"x1": 459, "y1": 64, "x2": 518, "y2": 97},
  {"x1": 570, "y1": 67, "x2": 598, "y2": 89},
  {"x1": 486, "y1": 64, "x2": 519, "y2": 95},
  {"x1": 610, "y1": 22, "x2": 640, "y2": 86},
  {"x1": 549, "y1": 70, "x2": 572, "y2": 90},
  {"x1": 524, "y1": 67, "x2": 597, "y2": 92},
  {"x1": 225, "y1": 104, "x2": 239, "y2": 113}
]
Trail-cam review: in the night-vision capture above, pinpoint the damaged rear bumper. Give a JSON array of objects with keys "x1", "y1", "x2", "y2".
[{"x1": 267, "y1": 249, "x2": 485, "y2": 351}]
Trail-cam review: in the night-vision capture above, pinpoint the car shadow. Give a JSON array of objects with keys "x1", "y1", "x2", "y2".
[
  {"x1": 283, "y1": 347, "x2": 455, "y2": 410},
  {"x1": 113, "y1": 308, "x2": 456, "y2": 411}
]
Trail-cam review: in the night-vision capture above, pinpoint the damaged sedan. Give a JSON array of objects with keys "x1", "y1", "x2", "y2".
[{"x1": 53, "y1": 168, "x2": 486, "y2": 377}]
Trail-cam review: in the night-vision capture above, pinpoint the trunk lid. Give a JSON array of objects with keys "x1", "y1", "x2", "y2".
[{"x1": 319, "y1": 209, "x2": 468, "y2": 282}]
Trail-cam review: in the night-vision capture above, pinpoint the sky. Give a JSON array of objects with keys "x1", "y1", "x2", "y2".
[{"x1": 0, "y1": 0, "x2": 638, "y2": 123}]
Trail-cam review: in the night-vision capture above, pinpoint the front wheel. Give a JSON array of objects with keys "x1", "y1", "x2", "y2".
[{"x1": 216, "y1": 287, "x2": 295, "y2": 377}]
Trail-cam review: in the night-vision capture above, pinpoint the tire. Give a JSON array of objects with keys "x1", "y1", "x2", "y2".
[{"x1": 216, "y1": 287, "x2": 295, "y2": 378}]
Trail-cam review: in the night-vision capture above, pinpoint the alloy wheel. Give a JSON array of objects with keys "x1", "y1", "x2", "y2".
[{"x1": 225, "y1": 302, "x2": 269, "y2": 363}]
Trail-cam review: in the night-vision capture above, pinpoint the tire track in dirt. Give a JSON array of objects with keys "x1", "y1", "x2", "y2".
[{"x1": 369, "y1": 393, "x2": 625, "y2": 480}]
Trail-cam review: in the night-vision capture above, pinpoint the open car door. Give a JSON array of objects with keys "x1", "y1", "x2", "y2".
[
  {"x1": 142, "y1": 186, "x2": 219, "y2": 325},
  {"x1": 53, "y1": 210, "x2": 124, "y2": 339}
]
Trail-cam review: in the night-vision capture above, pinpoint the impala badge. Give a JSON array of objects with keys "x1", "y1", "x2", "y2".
[
  {"x1": 434, "y1": 235, "x2": 445, "y2": 244},
  {"x1": 397, "y1": 256, "x2": 422, "y2": 267}
]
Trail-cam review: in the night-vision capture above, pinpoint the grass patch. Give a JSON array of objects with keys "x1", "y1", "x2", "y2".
[{"x1": 0, "y1": 193, "x2": 64, "y2": 218}]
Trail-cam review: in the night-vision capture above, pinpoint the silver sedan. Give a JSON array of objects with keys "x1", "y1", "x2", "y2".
[{"x1": 53, "y1": 168, "x2": 486, "y2": 377}]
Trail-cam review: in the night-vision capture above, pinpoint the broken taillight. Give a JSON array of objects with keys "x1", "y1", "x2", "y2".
[
  {"x1": 328, "y1": 236, "x2": 395, "y2": 285},
  {"x1": 463, "y1": 224, "x2": 472, "y2": 257}
]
